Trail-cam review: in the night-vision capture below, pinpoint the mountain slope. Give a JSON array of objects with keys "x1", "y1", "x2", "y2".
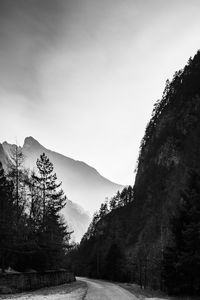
[{"x1": 21, "y1": 136, "x2": 123, "y2": 213}]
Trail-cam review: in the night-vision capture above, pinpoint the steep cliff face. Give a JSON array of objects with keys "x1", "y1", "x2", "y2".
[
  {"x1": 135, "y1": 52, "x2": 200, "y2": 239},
  {"x1": 71, "y1": 51, "x2": 200, "y2": 288},
  {"x1": 130, "y1": 51, "x2": 200, "y2": 290}
]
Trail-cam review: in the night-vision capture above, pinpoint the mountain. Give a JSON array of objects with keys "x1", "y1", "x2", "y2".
[
  {"x1": 69, "y1": 51, "x2": 200, "y2": 293},
  {"x1": 21, "y1": 136, "x2": 123, "y2": 214},
  {"x1": 0, "y1": 137, "x2": 123, "y2": 242}
]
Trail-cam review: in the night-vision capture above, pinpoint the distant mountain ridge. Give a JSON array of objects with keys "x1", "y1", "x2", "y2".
[{"x1": 0, "y1": 137, "x2": 124, "y2": 242}]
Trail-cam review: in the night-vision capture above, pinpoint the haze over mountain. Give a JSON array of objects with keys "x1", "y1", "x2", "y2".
[{"x1": 0, "y1": 136, "x2": 123, "y2": 241}]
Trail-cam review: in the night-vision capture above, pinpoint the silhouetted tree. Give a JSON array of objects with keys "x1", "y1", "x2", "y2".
[
  {"x1": 34, "y1": 153, "x2": 69, "y2": 270},
  {"x1": 35, "y1": 153, "x2": 66, "y2": 222},
  {"x1": 0, "y1": 162, "x2": 14, "y2": 272},
  {"x1": 7, "y1": 144, "x2": 24, "y2": 211},
  {"x1": 99, "y1": 202, "x2": 109, "y2": 218}
]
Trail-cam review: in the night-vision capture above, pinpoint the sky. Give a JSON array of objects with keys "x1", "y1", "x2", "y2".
[{"x1": 1, "y1": 0, "x2": 200, "y2": 185}]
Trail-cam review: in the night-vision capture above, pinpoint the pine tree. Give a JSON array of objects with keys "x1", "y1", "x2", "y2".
[
  {"x1": 0, "y1": 162, "x2": 14, "y2": 273},
  {"x1": 99, "y1": 202, "x2": 109, "y2": 218},
  {"x1": 42, "y1": 212, "x2": 70, "y2": 269},
  {"x1": 35, "y1": 153, "x2": 69, "y2": 270},
  {"x1": 120, "y1": 186, "x2": 134, "y2": 206},
  {"x1": 109, "y1": 195, "x2": 117, "y2": 210},
  {"x1": 7, "y1": 144, "x2": 24, "y2": 211},
  {"x1": 109, "y1": 191, "x2": 121, "y2": 210},
  {"x1": 82, "y1": 211, "x2": 100, "y2": 240},
  {"x1": 36, "y1": 153, "x2": 66, "y2": 222}
]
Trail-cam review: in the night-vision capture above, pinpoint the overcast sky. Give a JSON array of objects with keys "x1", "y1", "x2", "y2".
[{"x1": 0, "y1": 0, "x2": 200, "y2": 185}]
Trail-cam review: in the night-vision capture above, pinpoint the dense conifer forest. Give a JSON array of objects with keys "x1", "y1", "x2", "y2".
[
  {"x1": 0, "y1": 151, "x2": 71, "y2": 272},
  {"x1": 66, "y1": 50, "x2": 200, "y2": 296}
]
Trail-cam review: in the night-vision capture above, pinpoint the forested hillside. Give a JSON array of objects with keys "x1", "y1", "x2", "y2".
[
  {"x1": 67, "y1": 50, "x2": 200, "y2": 295},
  {"x1": 0, "y1": 151, "x2": 71, "y2": 272}
]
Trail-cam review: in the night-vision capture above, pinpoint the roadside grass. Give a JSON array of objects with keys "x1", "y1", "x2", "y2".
[
  {"x1": 118, "y1": 282, "x2": 168, "y2": 299},
  {"x1": 1, "y1": 280, "x2": 87, "y2": 299}
]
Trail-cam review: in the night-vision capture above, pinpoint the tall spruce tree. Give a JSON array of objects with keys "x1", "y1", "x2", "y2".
[
  {"x1": 35, "y1": 153, "x2": 69, "y2": 270},
  {"x1": 36, "y1": 153, "x2": 66, "y2": 221},
  {"x1": 0, "y1": 162, "x2": 14, "y2": 273},
  {"x1": 7, "y1": 145, "x2": 24, "y2": 212}
]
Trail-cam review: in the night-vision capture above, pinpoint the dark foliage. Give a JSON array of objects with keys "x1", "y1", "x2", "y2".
[
  {"x1": 66, "y1": 186, "x2": 135, "y2": 280},
  {"x1": 67, "y1": 50, "x2": 200, "y2": 296},
  {"x1": 162, "y1": 171, "x2": 200, "y2": 295},
  {"x1": 104, "y1": 243, "x2": 125, "y2": 282},
  {"x1": 0, "y1": 153, "x2": 71, "y2": 272},
  {"x1": 0, "y1": 162, "x2": 15, "y2": 272}
]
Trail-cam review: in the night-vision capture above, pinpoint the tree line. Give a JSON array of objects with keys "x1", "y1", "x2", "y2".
[
  {"x1": 66, "y1": 186, "x2": 135, "y2": 282},
  {"x1": 82, "y1": 185, "x2": 134, "y2": 241},
  {"x1": 0, "y1": 147, "x2": 71, "y2": 272}
]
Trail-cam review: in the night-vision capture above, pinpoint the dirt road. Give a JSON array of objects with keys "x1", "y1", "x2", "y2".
[
  {"x1": 1, "y1": 277, "x2": 167, "y2": 300},
  {"x1": 78, "y1": 277, "x2": 137, "y2": 300}
]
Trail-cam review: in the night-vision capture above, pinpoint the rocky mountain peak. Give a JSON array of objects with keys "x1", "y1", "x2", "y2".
[{"x1": 23, "y1": 136, "x2": 42, "y2": 150}]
